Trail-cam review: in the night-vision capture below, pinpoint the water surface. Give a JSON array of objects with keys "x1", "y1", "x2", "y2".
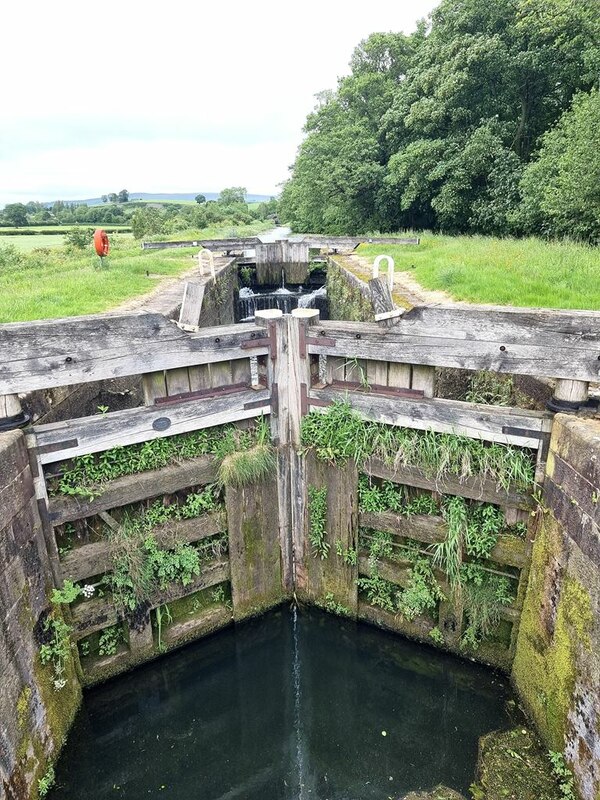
[{"x1": 51, "y1": 607, "x2": 513, "y2": 799}]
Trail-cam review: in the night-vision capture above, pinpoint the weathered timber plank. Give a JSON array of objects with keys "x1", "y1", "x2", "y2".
[
  {"x1": 34, "y1": 388, "x2": 271, "y2": 464},
  {"x1": 142, "y1": 238, "x2": 261, "y2": 251},
  {"x1": 61, "y1": 511, "x2": 226, "y2": 581},
  {"x1": 165, "y1": 367, "x2": 191, "y2": 396},
  {"x1": 360, "y1": 511, "x2": 445, "y2": 544},
  {"x1": 301, "y1": 452, "x2": 358, "y2": 613},
  {"x1": 357, "y1": 601, "x2": 513, "y2": 671},
  {"x1": 178, "y1": 282, "x2": 205, "y2": 329},
  {"x1": 163, "y1": 605, "x2": 232, "y2": 647},
  {"x1": 365, "y1": 458, "x2": 535, "y2": 509},
  {"x1": 0, "y1": 316, "x2": 268, "y2": 393},
  {"x1": 359, "y1": 512, "x2": 529, "y2": 567},
  {"x1": 309, "y1": 386, "x2": 552, "y2": 448},
  {"x1": 48, "y1": 455, "x2": 218, "y2": 524},
  {"x1": 71, "y1": 558, "x2": 229, "y2": 638},
  {"x1": 307, "y1": 311, "x2": 600, "y2": 381},
  {"x1": 226, "y1": 476, "x2": 284, "y2": 620}
]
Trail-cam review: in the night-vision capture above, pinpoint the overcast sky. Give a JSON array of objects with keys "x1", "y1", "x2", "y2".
[{"x1": 0, "y1": 0, "x2": 439, "y2": 206}]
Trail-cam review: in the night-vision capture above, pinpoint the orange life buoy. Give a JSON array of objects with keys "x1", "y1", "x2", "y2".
[{"x1": 93, "y1": 228, "x2": 110, "y2": 257}]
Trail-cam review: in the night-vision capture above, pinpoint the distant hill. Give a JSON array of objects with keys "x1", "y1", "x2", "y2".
[{"x1": 65, "y1": 192, "x2": 274, "y2": 207}]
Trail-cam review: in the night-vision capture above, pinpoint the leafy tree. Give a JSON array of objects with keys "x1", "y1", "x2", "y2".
[
  {"x1": 280, "y1": 0, "x2": 600, "y2": 236},
  {"x1": 107, "y1": 193, "x2": 118, "y2": 203},
  {"x1": 117, "y1": 189, "x2": 129, "y2": 203},
  {"x1": 101, "y1": 195, "x2": 108, "y2": 203},
  {"x1": 131, "y1": 207, "x2": 164, "y2": 239},
  {"x1": 218, "y1": 187, "x2": 246, "y2": 205},
  {"x1": 64, "y1": 227, "x2": 94, "y2": 249},
  {"x1": 195, "y1": 194, "x2": 206, "y2": 204},
  {"x1": 518, "y1": 90, "x2": 600, "y2": 242},
  {"x1": 2, "y1": 203, "x2": 28, "y2": 227}
]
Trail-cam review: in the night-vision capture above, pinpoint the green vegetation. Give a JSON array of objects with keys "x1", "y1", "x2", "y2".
[
  {"x1": 472, "y1": 727, "x2": 565, "y2": 800},
  {"x1": 100, "y1": 493, "x2": 227, "y2": 614},
  {"x1": 280, "y1": 0, "x2": 599, "y2": 242},
  {"x1": 52, "y1": 421, "x2": 270, "y2": 497},
  {"x1": 301, "y1": 400, "x2": 536, "y2": 492},
  {"x1": 308, "y1": 486, "x2": 329, "y2": 559},
  {"x1": 217, "y1": 418, "x2": 276, "y2": 488},
  {"x1": 460, "y1": 565, "x2": 513, "y2": 650},
  {"x1": 357, "y1": 474, "x2": 520, "y2": 646},
  {"x1": 547, "y1": 751, "x2": 576, "y2": 800},
  {"x1": 97, "y1": 625, "x2": 123, "y2": 657},
  {"x1": 37, "y1": 764, "x2": 55, "y2": 797},
  {"x1": 356, "y1": 234, "x2": 600, "y2": 310},
  {"x1": 0, "y1": 217, "x2": 270, "y2": 322},
  {"x1": 38, "y1": 614, "x2": 73, "y2": 692}
]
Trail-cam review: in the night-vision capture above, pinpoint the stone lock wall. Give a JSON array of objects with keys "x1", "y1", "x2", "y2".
[
  {"x1": 513, "y1": 415, "x2": 600, "y2": 800},
  {"x1": 0, "y1": 430, "x2": 81, "y2": 800}
]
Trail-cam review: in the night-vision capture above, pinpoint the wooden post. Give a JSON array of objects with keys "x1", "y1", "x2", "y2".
[
  {"x1": 178, "y1": 282, "x2": 205, "y2": 331},
  {"x1": 548, "y1": 379, "x2": 589, "y2": 412},
  {"x1": 254, "y1": 310, "x2": 293, "y2": 590},
  {"x1": 226, "y1": 474, "x2": 285, "y2": 620},
  {"x1": 0, "y1": 393, "x2": 29, "y2": 431},
  {"x1": 289, "y1": 309, "x2": 320, "y2": 594}
]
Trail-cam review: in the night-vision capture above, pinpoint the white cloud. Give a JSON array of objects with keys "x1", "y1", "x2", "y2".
[{"x1": 0, "y1": 0, "x2": 439, "y2": 205}]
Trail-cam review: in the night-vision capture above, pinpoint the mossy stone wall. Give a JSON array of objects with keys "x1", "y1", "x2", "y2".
[
  {"x1": 0, "y1": 430, "x2": 81, "y2": 799},
  {"x1": 513, "y1": 414, "x2": 600, "y2": 800},
  {"x1": 326, "y1": 257, "x2": 374, "y2": 322}
]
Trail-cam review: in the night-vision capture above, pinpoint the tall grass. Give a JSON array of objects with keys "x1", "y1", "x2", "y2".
[
  {"x1": 358, "y1": 233, "x2": 600, "y2": 310},
  {"x1": 301, "y1": 400, "x2": 536, "y2": 492}
]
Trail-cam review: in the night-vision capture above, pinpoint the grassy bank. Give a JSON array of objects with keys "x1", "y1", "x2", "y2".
[
  {"x1": 0, "y1": 222, "x2": 268, "y2": 323},
  {"x1": 357, "y1": 234, "x2": 600, "y2": 310}
]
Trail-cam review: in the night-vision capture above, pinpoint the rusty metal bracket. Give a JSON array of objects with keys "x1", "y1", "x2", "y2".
[
  {"x1": 267, "y1": 320, "x2": 278, "y2": 362},
  {"x1": 299, "y1": 327, "x2": 336, "y2": 359},
  {"x1": 241, "y1": 337, "x2": 270, "y2": 351},
  {"x1": 300, "y1": 383, "x2": 308, "y2": 415},
  {"x1": 301, "y1": 384, "x2": 332, "y2": 413},
  {"x1": 329, "y1": 380, "x2": 424, "y2": 399},
  {"x1": 154, "y1": 383, "x2": 248, "y2": 405}
]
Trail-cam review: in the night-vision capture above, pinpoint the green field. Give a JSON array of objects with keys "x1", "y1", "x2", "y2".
[
  {"x1": 0, "y1": 222, "x2": 269, "y2": 323},
  {"x1": 357, "y1": 234, "x2": 600, "y2": 310},
  {"x1": 0, "y1": 234, "x2": 67, "y2": 251}
]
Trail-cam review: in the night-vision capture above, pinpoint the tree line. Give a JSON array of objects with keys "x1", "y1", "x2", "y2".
[
  {"x1": 0, "y1": 188, "x2": 277, "y2": 234},
  {"x1": 279, "y1": 0, "x2": 600, "y2": 242}
]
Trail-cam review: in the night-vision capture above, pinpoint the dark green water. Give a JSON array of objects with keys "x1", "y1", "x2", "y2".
[{"x1": 51, "y1": 607, "x2": 514, "y2": 799}]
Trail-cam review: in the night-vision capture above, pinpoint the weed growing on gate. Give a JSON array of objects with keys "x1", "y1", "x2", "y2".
[
  {"x1": 308, "y1": 486, "x2": 329, "y2": 559},
  {"x1": 38, "y1": 614, "x2": 73, "y2": 691},
  {"x1": 301, "y1": 400, "x2": 536, "y2": 492},
  {"x1": 460, "y1": 564, "x2": 513, "y2": 650},
  {"x1": 52, "y1": 418, "x2": 273, "y2": 497},
  {"x1": 216, "y1": 417, "x2": 276, "y2": 487},
  {"x1": 101, "y1": 498, "x2": 229, "y2": 614},
  {"x1": 98, "y1": 625, "x2": 123, "y2": 656},
  {"x1": 356, "y1": 475, "x2": 518, "y2": 647}
]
